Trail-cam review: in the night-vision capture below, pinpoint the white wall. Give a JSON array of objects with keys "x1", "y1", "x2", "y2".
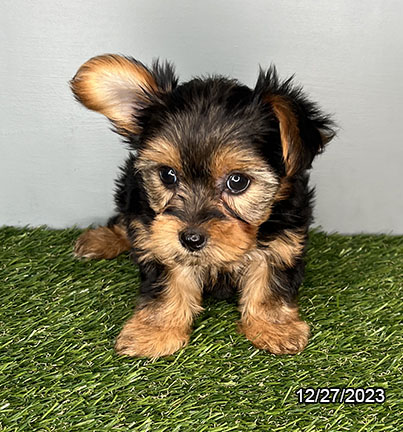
[{"x1": 1, "y1": 0, "x2": 402, "y2": 233}]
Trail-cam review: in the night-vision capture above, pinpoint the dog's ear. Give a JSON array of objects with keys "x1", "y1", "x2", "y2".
[
  {"x1": 70, "y1": 54, "x2": 177, "y2": 136},
  {"x1": 255, "y1": 66, "x2": 336, "y2": 176}
]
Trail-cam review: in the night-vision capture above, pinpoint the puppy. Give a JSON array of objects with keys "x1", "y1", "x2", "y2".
[{"x1": 71, "y1": 54, "x2": 335, "y2": 358}]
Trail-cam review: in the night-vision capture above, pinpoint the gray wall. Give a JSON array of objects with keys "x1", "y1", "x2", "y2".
[{"x1": 1, "y1": 0, "x2": 402, "y2": 233}]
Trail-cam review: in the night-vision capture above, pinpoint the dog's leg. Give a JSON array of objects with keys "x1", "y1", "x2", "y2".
[
  {"x1": 115, "y1": 265, "x2": 203, "y2": 358},
  {"x1": 74, "y1": 218, "x2": 131, "y2": 259},
  {"x1": 238, "y1": 249, "x2": 310, "y2": 355}
]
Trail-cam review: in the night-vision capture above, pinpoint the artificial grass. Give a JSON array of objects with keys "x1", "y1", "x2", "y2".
[{"x1": 0, "y1": 227, "x2": 402, "y2": 431}]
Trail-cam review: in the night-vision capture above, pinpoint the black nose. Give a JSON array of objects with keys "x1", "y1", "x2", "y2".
[{"x1": 179, "y1": 229, "x2": 207, "y2": 252}]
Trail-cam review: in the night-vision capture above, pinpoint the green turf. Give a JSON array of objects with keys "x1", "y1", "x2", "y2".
[{"x1": 0, "y1": 227, "x2": 402, "y2": 431}]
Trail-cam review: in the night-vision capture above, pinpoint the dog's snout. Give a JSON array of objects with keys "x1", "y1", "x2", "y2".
[{"x1": 179, "y1": 228, "x2": 207, "y2": 252}]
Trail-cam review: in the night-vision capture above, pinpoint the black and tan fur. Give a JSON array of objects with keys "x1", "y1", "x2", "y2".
[{"x1": 71, "y1": 54, "x2": 335, "y2": 358}]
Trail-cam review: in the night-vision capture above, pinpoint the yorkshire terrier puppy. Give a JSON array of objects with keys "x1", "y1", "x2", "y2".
[{"x1": 71, "y1": 54, "x2": 335, "y2": 358}]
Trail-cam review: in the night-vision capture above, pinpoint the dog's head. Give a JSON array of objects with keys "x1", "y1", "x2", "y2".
[{"x1": 71, "y1": 54, "x2": 335, "y2": 267}]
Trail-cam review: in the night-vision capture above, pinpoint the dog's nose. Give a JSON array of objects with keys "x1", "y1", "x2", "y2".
[{"x1": 179, "y1": 229, "x2": 207, "y2": 251}]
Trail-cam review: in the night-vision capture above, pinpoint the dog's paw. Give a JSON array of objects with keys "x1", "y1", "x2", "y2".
[
  {"x1": 115, "y1": 318, "x2": 189, "y2": 358},
  {"x1": 74, "y1": 226, "x2": 130, "y2": 259},
  {"x1": 239, "y1": 318, "x2": 310, "y2": 355}
]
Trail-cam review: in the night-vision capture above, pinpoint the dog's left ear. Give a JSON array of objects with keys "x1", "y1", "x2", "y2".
[
  {"x1": 70, "y1": 54, "x2": 177, "y2": 136},
  {"x1": 255, "y1": 66, "x2": 336, "y2": 176}
]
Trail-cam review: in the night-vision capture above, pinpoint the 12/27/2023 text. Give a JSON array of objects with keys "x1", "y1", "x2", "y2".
[{"x1": 296, "y1": 387, "x2": 386, "y2": 404}]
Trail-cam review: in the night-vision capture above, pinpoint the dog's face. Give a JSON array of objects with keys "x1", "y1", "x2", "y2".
[
  {"x1": 71, "y1": 55, "x2": 334, "y2": 268},
  {"x1": 134, "y1": 79, "x2": 285, "y2": 267}
]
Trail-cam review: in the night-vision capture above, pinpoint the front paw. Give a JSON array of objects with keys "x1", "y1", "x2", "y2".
[
  {"x1": 239, "y1": 318, "x2": 310, "y2": 355},
  {"x1": 115, "y1": 315, "x2": 190, "y2": 358},
  {"x1": 74, "y1": 226, "x2": 130, "y2": 259}
]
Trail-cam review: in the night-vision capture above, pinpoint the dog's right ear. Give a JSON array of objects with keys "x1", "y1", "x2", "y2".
[{"x1": 70, "y1": 54, "x2": 177, "y2": 136}]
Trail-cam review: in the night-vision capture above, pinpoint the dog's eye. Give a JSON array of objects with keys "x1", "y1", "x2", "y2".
[
  {"x1": 159, "y1": 166, "x2": 178, "y2": 187},
  {"x1": 226, "y1": 173, "x2": 250, "y2": 194}
]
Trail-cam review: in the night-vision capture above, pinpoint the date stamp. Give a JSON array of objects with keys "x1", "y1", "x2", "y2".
[{"x1": 296, "y1": 387, "x2": 386, "y2": 404}]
